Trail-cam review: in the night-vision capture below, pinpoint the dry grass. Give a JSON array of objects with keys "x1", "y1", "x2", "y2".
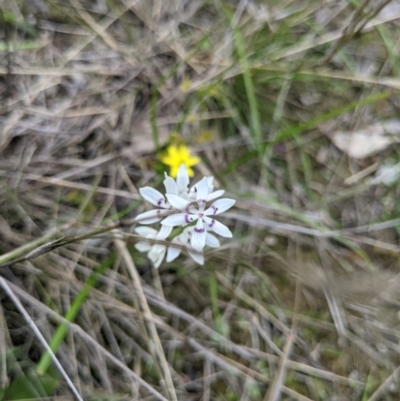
[{"x1": 1, "y1": 0, "x2": 400, "y2": 400}]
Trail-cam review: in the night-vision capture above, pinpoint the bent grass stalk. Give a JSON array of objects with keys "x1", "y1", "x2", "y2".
[{"x1": 36, "y1": 253, "x2": 116, "y2": 375}]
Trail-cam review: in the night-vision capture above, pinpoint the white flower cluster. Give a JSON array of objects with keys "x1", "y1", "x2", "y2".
[{"x1": 134, "y1": 164, "x2": 235, "y2": 267}]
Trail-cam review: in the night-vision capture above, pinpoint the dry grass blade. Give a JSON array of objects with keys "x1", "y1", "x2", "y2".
[
  {"x1": 6, "y1": 278, "x2": 168, "y2": 401},
  {"x1": 113, "y1": 233, "x2": 177, "y2": 401},
  {"x1": 0, "y1": 303, "x2": 9, "y2": 389},
  {"x1": 0, "y1": 221, "x2": 74, "y2": 265},
  {"x1": 215, "y1": 272, "x2": 291, "y2": 336},
  {"x1": 0, "y1": 278, "x2": 83, "y2": 401},
  {"x1": 367, "y1": 365, "x2": 400, "y2": 401},
  {"x1": 25, "y1": 173, "x2": 141, "y2": 200},
  {"x1": 264, "y1": 330, "x2": 295, "y2": 401}
]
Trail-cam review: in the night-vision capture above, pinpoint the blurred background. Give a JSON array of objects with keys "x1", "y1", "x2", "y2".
[{"x1": 1, "y1": 0, "x2": 400, "y2": 399}]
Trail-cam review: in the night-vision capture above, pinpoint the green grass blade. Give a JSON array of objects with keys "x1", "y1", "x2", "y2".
[
  {"x1": 267, "y1": 90, "x2": 391, "y2": 148},
  {"x1": 36, "y1": 253, "x2": 115, "y2": 375},
  {"x1": 226, "y1": 8, "x2": 263, "y2": 157}
]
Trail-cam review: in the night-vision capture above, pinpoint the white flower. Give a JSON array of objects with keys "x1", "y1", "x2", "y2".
[
  {"x1": 163, "y1": 164, "x2": 190, "y2": 199},
  {"x1": 135, "y1": 208, "x2": 171, "y2": 225},
  {"x1": 136, "y1": 164, "x2": 225, "y2": 225},
  {"x1": 164, "y1": 163, "x2": 224, "y2": 202},
  {"x1": 135, "y1": 164, "x2": 234, "y2": 264},
  {"x1": 166, "y1": 227, "x2": 221, "y2": 265},
  {"x1": 188, "y1": 176, "x2": 225, "y2": 202},
  {"x1": 160, "y1": 177, "x2": 235, "y2": 252},
  {"x1": 135, "y1": 173, "x2": 191, "y2": 224},
  {"x1": 135, "y1": 186, "x2": 171, "y2": 224},
  {"x1": 134, "y1": 225, "x2": 172, "y2": 268}
]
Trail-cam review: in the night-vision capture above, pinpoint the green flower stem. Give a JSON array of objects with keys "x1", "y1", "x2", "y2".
[{"x1": 36, "y1": 253, "x2": 115, "y2": 375}]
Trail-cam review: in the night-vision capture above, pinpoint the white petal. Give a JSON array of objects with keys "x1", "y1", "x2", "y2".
[
  {"x1": 206, "y1": 176, "x2": 214, "y2": 190},
  {"x1": 135, "y1": 241, "x2": 152, "y2": 252},
  {"x1": 189, "y1": 179, "x2": 199, "y2": 194},
  {"x1": 205, "y1": 232, "x2": 220, "y2": 248},
  {"x1": 139, "y1": 187, "x2": 167, "y2": 208},
  {"x1": 187, "y1": 248, "x2": 204, "y2": 265},
  {"x1": 186, "y1": 204, "x2": 196, "y2": 213},
  {"x1": 188, "y1": 178, "x2": 206, "y2": 201},
  {"x1": 148, "y1": 244, "x2": 166, "y2": 268},
  {"x1": 196, "y1": 177, "x2": 210, "y2": 203},
  {"x1": 182, "y1": 227, "x2": 193, "y2": 236},
  {"x1": 135, "y1": 209, "x2": 169, "y2": 224},
  {"x1": 207, "y1": 189, "x2": 225, "y2": 202},
  {"x1": 135, "y1": 226, "x2": 158, "y2": 237},
  {"x1": 165, "y1": 194, "x2": 191, "y2": 210},
  {"x1": 205, "y1": 198, "x2": 236, "y2": 216},
  {"x1": 203, "y1": 216, "x2": 232, "y2": 237},
  {"x1": 166, "y1": 244, "x2": 181, "y2": 262},
  {"x1": 180, "y1": 192, "x2": 190, "y2": 201},
  {"x1": 161, "y1": 213, "x2": 197, "y2": 226},
  {"x1": 177, "y1": 229, "x2": 190, "y2": 243},
  {"x1": 176, "y1": 164, "x2": 190, "y2": 194},
  {"x1": 163, "y1": 175, "x2": 178, "y2": 195},
  {"x1": 157, "y1": 225, "x2": 172, "y2": 239},
  {"x1": 191, "y1": 219, "x2": 206, "y2": 251}
]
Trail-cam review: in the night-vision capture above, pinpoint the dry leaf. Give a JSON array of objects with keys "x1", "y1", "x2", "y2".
[{"x1": 330, "y1": 120, "x2": 400, "y2": 159}]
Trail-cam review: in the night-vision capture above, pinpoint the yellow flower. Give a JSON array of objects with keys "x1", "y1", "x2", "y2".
[{"x1": 159, "y1": 144, "x2": 200, "y2": 178}]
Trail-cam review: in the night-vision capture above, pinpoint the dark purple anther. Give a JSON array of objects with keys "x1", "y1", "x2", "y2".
[
  {"x1": 208, "y1": 219, "x2": 216, "y2": 228},
  {"x1": 157, "y1": 198, "x2": 165, "y2": 206}
]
